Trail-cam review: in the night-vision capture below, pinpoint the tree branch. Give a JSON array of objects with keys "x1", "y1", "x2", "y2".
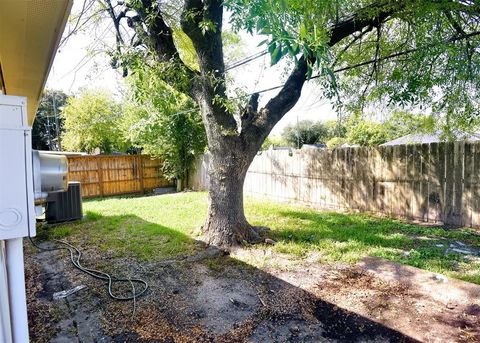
[
  {"x1": 102, "y1": 0, "x2": 125, "y2": 45},
  {"x1": 181, "y1": 0, "x2": 205, "y2": 45},
  {"x1": 444, "y1": 10, "x2": 473, "y2": 73},
  {"x1": 59, "y1": 0, "x2": 97, "y2": 47},
  {"x1": 181, "y1": 0, "x2": 226, "y2": 83},
  {"x1": 181, "y1": 0, "x2": 225, "y2": 75},
  {"x1": 332, "y1": 25, "x2": 374, "y2": 68},
  {"x1": 181, "y1": 0, "x2": 237, "y2": 134},
  {"x1": 240, "y1": 93, "x2": 259, "y2": 132},
  {"x1": 360, "y1": 25, "x2": 382, "y2": 109},
  {"x1": 111, "y1": 0, "x2": 199, "y2": 95},
  {"x1": 133, "y1": 0, "x2": 181, "y2": 63},
  {"x1": 328, "y1": 1, "x2": 394, "y2": 47},
  {"x1": 241, "y1": 1, "x2": 406, "y2": 147}
]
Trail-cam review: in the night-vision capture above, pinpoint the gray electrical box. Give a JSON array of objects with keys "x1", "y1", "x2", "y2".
[{"x1": 45, "y1": 182, "x2": 83, "y2": 224}]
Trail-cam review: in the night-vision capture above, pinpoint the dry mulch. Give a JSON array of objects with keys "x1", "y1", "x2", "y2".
[{"x1": 25, "y1": 241, "x2": 480, "y2": 342}]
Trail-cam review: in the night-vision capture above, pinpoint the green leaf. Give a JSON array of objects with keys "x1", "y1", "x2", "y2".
[
  {"x1": 271, "y1": 46, "x2": 283, "y2": 65},
  {"x1": 256, "y1": 18, "x2": 266, "y2": 33},
  {"x1": 306, "y1": 66, "x2": 313, "y2": 80},
  {"x1": 291, "y1": 43, "x2": 300, "y2": 55},
  {"x1": 257, "y1": 39, "x2": 269, "y2": 47},
  {"x1": 299, "y1": 22, "x2": 307, "y2": 40},
  {"x1": 268, "y1": 41, "x2": 277, "y2": 54},
  {"x1": 260, "y1": 27, "x2": 271, "y2": 34},
  {"x1": 325, "y1": 67, "x2": 336, "y2": 85}
]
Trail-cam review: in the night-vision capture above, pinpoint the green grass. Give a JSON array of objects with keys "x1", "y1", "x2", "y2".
[
  {"x1": 42, "y1": 192, "x2": 480, "y2": 284},
  {"x1": 42, "y1": 192, "x2": 207, "y2": 260}
]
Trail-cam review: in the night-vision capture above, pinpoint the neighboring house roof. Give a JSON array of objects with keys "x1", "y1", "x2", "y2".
[
  {"x1": 38, "y1": 150, "x2": 88, "y2": 157},
  {"x1": 302, "y1": 143, "x2": 327, "y2": 149},
  {"x1": 268, "y1": 146, "x2": 293, "y2": 151},
  {"x1": 381, "y1": 131, "x2": 480, "y2": 146}
]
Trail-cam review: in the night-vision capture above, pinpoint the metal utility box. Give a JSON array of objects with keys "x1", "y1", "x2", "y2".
[
  {"x1": 0, "y1": 95, "x2": 36, "y2": 239},
  {"x1": 46, "y1": 182, "x2": 83, "y2": 223},
  {"x1": 32, "y1": 150, "x2": 69, "y2": 205}
]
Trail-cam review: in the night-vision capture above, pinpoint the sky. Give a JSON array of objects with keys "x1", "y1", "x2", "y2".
[{"x1": 46, "y1": 0, "x2": 337, "y2": 136}]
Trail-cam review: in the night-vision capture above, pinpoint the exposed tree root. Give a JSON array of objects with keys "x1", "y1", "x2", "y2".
[{"x1": 201, "y1": 222, "x2": 272, "y2": 250}]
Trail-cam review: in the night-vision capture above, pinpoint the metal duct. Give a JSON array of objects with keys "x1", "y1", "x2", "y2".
[{"x1": 32, "y1": 151, "x2": 68, "y2": 204}]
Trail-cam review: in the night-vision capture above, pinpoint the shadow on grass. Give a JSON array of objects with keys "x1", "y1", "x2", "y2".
[
  {"x1": 31, "y1": 211, "x2": 418, "y2": 342},
  {"x1": 270, "y1": 209, "x2": 480, "y2": 283},
  {"x1": 81, "y1": 190, "x2": 177, "y2": 204},
  {"x1": 38, "y1": 210, "x2": 200, "y2": 261}
]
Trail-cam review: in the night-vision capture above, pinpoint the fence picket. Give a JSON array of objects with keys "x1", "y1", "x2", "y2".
[
  {"x1": 189, "y1": 142, "x2": 480, "y2": 227},
  {"x1": 67, "y1": 155, "x2": 172, "y2": 198}
]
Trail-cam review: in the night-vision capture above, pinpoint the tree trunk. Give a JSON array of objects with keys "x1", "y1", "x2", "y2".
[
  {"x1": 201, "y1": 148, "x2": 261, "y2": 247},
  {"x1": 109, "y1": 0, "x2": 405, "y2": 249},
  {"x1": 176, "y1": 178, "x2": 183, "y2": 192}
]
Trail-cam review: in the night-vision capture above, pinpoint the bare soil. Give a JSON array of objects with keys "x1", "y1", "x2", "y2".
[{"x1": 25, "y1": 241, "x2": 480, "y2": 342}]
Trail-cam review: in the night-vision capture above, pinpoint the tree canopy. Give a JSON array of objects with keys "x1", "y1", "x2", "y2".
[
  {"x1": 32, "y1": 89, "x2": 68, "y2": 151},
  {"x1": 61, "y1": 89, "x2": 127, "y2": 154},
  {"x1": 281, "y1": 120, "x2": 329, "y2": 148},
  {"x1": 91, "y1": 0, "x2": 480, "y2": 247},
  {"x1": 228, "y1": 0, "x2": 480, "y2": 131},
  {"x1": 322, "y1": 111, "x2": 434, "y2": 147},
  {"x1": 274, "y1": 110, "x2": 434, "y2": 149},
  {"x1": 123, "y1": 61, "x2": 206, "y2": 182},
  {"x1": 96, "y1": 0, "x2": 480, "y2": 140}
]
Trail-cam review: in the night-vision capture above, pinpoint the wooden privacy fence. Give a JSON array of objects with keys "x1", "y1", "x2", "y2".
[
  {"x1": 67, "y1": 155, "x2": 173, "y2": 198},
  {"x1": 189, "y1": 142, "x2": 480, "y2": 227}
]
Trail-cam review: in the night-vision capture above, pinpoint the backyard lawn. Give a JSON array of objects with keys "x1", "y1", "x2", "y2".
[{"x1": 42, "y1": 191, "x2": 480, "y2": 285}]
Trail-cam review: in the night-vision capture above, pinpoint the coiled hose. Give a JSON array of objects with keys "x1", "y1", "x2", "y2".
[{"x1": 29, "y1": 236, "x2": 148, "y2": 316}]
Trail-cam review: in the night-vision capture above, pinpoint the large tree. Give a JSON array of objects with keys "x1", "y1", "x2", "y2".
[{"x1": 97, "y1": 0, "x2": 480, "y2": 247}]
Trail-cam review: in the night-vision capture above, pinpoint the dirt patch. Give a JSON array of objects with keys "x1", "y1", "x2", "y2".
[
  {"x1": 357, "y1": 257, "x2": 480, "y2": 342},
  {"x1": 25, "y1": 242, "x2": 107, "y2": 343},
  {"x1": 191, "y1": 264, "x2": 260, "y2": 333},
  {"x1": 25, "y1": 248, "x2": 58, "y2": 343},
  {"x1": 313, "y1": 267, "x2": 412, "y2": 321},
  {"x1": 25, "y1": 240, "x2": 478, "y2": 342}
]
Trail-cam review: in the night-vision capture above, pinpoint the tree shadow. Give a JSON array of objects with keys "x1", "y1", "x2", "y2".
[
  {"x1": 269, "y1": 208, "x2": 480, "y2": 282},
  {"x1": 247, "y1": 143, "x2": 476, "y2": 230},
  {"x1": 272, "y1": 210, "x2": 420, "y2": 249},
  {"x1": 27, "y1": 212, "x2": 418, "y2": 342}
]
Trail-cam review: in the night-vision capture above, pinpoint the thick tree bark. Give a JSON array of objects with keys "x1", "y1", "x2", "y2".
[
  {"x1": 187, "y1": 0, "x2": 403, "y2": 248},
  {"x1": 196, "y1": 105, "x2": 264, "y2": 247},
  {"x1": 111, "y1": 0, "x2": 407, "y2": 248},
  {"x1": 201, "y1": 149, "x2": 260, "y2": 246}
]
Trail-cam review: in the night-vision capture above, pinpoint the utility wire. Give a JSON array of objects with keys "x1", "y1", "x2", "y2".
[
  {"x1": 241, "y1": 30, "x2": 480, "y2": 98},
  {"x1": 140, "y1": 31, "x2": 480, "y2": 119},
  {"x1": 161, "y1": 45, "x2": 428, "y2": 114},
  {"x1": 226, "y1": 50, "x2": 268, "y2": 71}
]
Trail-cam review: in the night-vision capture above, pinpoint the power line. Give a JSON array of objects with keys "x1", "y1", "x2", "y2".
[
  {"x1": 129, "y1": 31, "x2": 480, "y2": 121},
  {"x1": 226, "y1": 50, "x2": 267, "y2": 69},
  {"x1": 59, "y1": 24, "x2": 112, "y2": 80},
  {"x1": 243, "y1": 30, "x2": 480, "y2": 98},
  {"x1": 252, "y1": 51, "x2": 268, "y2": 93},
  {"x1": 225, "y1": 50, "x2": 268, "y2": 71}
]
